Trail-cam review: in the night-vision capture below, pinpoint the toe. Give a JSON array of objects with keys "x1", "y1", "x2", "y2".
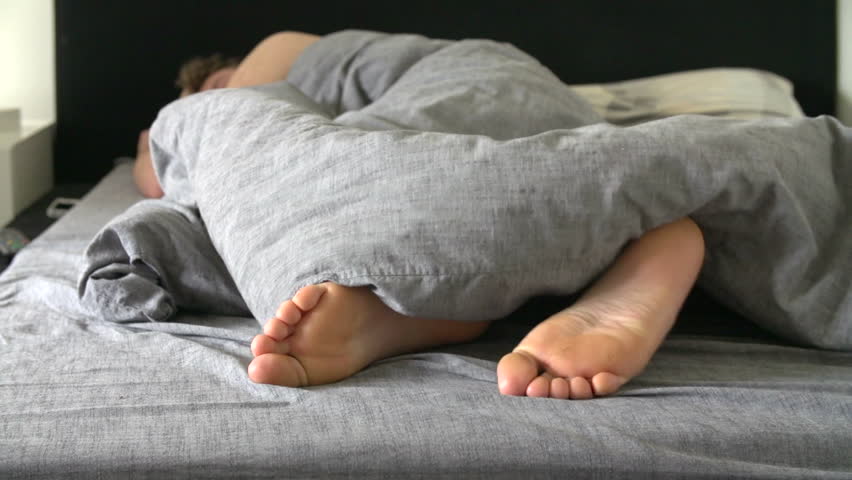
[
  {"x1": 497, "y1": 350, "x2": 540, "y2": 396},
  {"x1": 526, "y1": 374, "x2": 552, "y2": 398},
  {"x1": 275, "y1": 300, "x2": 303, "y2": 326},
  {"x1": 569, "y1": 377, "x2": 594, "y2": 400},
  {"x1": 591, "y1": 372, "x2": 627, "y2": 397},
  {"x1": 292, "y1": 284, "x2": 327, "y2": 311},
  {"x1": 248, "y1": 353, "x2": 308, "y2": 386},
  {"x1": 263, "y1": 317, "x2": 291, "y2": 341},
  {"x1": 251, "y1": 334, "x2": 290, "y2": 357},
  {"x1": 550, "y1": 377, "x2": 571, "y2": 399}
]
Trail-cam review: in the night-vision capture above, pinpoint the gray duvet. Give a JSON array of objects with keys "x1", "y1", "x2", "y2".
[
  {"x1": 83, "y1": 30, "x2": 850, "y2": 349},
  {"x1": 3, "y1": 30, "x2": 851, "y2": 479}
]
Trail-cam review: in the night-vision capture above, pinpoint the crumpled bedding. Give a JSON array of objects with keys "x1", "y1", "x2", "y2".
[
  {"x1": 79, "y1": 30, "x2": 851, "y2": 350},
  {"x1": 3, "y1": 162, "x2": 850, "y2": 479},
  {"x1": 80, "y1": 199, "x2": 248, "y2": 322}
]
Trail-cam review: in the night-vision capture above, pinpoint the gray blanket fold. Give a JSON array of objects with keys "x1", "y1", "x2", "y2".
[
  {"x1": 79, "y1": 200, "x2": 249, "y2": 322},
  {"x1": 81, "y1": 30, "x2": 851, "y2": 350}
]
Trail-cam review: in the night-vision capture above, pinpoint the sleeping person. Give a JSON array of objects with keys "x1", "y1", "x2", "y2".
[{"x1": 128, "y1": 30, "x2": 847, "y2": 401}]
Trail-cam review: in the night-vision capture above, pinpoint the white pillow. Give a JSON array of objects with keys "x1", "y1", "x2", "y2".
[{"x1": 570, "y1": 68, "x2": 804, "y2": 125}]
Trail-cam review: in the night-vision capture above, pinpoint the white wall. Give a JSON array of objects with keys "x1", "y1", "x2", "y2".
[
  {"x1": 0, "y1": 0, "x2": 55, "y2": 125},
  {"x1": 839, "y1": 0, "x2": 852, "y2": 124}
]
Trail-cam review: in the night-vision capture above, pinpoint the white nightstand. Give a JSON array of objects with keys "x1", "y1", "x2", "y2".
[{"x1": 0, "y1": 108, "x2": 54, "y2": 226}]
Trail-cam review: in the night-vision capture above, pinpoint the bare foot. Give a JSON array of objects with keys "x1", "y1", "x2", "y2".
[
  {"x1": 497, "y1": 217, "x2": 705, "y2": 399},
  {"x1": 248, "y1": 283, "x2": 491, "y2": 386},
  {"x1": 497, "y1": 299, "x2": 673, "y2": 399}
]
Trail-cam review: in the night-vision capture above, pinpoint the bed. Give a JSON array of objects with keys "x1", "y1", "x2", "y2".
[{"x1": 2, "y1": 1, "x2": 850, "y2": 478}]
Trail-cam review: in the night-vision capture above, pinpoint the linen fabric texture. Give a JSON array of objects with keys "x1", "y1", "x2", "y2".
[{"x1": 81, "y1": 30, "x2": 852, "y2": 350}]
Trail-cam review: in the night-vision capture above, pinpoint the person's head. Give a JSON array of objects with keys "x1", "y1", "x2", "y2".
[{"x1": 175, "y1": 53, "x2": 242, "y2": 97}]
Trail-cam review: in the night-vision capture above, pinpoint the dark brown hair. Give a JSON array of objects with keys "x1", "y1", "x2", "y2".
[{"x1": 175, "y1": 53, "x2": 242, "y2": 93}]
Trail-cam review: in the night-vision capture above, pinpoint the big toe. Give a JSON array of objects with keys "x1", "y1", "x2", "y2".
[
  {"x1": 248, "y1": 353, "x2": 308, "y2": 387},
  {"x1": 497, "y1": 350, "x2": 540, "y2": 396}
]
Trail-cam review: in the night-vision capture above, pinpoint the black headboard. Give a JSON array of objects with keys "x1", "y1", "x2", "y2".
[{"x1": 55, "y1": 0, "x2": 837, "y2": 183}]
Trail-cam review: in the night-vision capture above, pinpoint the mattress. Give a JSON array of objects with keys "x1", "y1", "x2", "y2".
[{"x1": 1, "y1": 161, "x2": 851, "y2": 478}]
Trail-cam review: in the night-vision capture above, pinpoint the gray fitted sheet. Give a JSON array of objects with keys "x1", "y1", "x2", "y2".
[{"x1": 1, "y1": 162, "x2": 851, "y2": 479}]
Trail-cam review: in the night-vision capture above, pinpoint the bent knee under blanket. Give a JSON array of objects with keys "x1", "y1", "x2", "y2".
[{"x1": 83, "y1": 32, "x2": 852, "y2": 351}]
